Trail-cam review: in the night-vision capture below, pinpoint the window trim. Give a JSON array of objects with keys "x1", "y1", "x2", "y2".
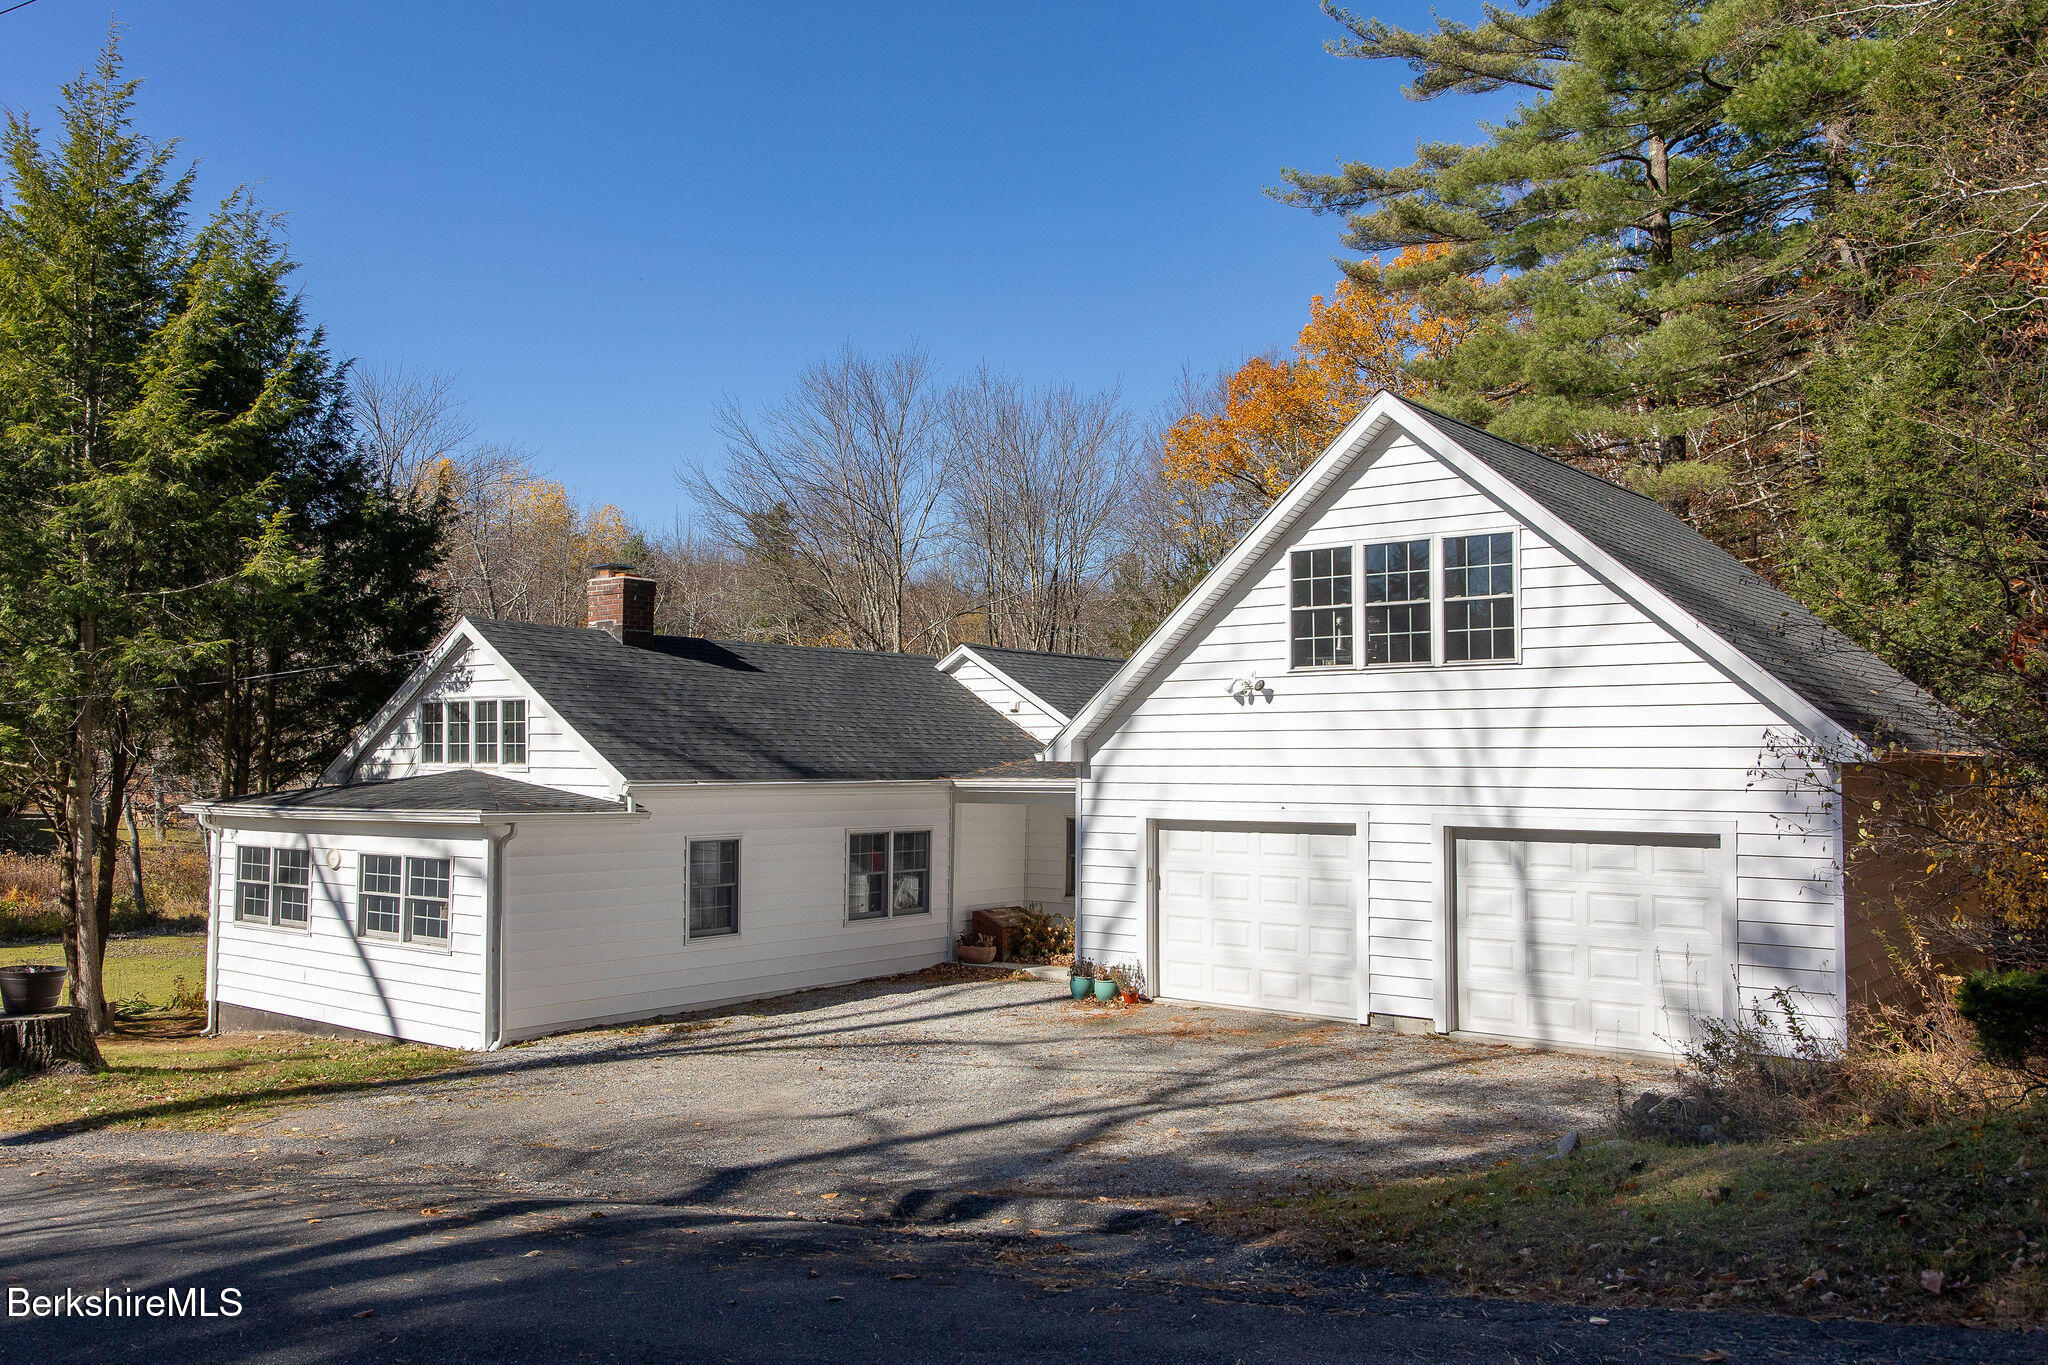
[
  {"x1": 1440, "y1": 529, "x2": 1522, "y2": 666},
  {"x1": 1287, "y1": 531, "x2": 1521, "y2": 674},
  {"x1": 1064, "y1": 816, "x2": 1077, "y2": 899},
  {"x1": 234, "y1": 844, "x2": 312, "y2": 932},
  {"x1": 684, "y1": 835, "x2": 743, "y2": 941},
  {"x1": 844, "y1": 828, "x2": 935, "y2": 923},
  {"x1": 354, "y1": 853, "x2": 453, "y2": 951},
  {"x1": 1287, "y1": 544, "x2": 1357, "y2": 672},
  {"x1": 417, "y1": 696, "x2": 532, "y2": 769}
]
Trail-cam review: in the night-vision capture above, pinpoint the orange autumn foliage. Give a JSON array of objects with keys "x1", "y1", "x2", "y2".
[{"x1": 1161, "y1": 247, "x2": 1469, "y2": 506}]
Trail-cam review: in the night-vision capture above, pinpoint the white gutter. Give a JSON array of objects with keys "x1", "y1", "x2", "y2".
[
  {"x1": 196, "y1": 813, "x2": 222, "y2": 1036},
  {"x1": 187, "y1": 805, "x2": 644, "y2": 827},
  {"x1": 483, "y1": 822, "x2": 517, "y2": 1050}
]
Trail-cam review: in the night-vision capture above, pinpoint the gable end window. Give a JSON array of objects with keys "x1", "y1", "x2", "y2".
[
  {"x1": 847, "y1": 830, "x2": 932, "y2": 921},
  {"x1": 236, "y1": 846, "x2": 310, "y2": 928},
  {"x1": 687, "y1": 838, "x2": 740, "y2": 938},
  {"x1": 1290, "y1": 547, "x2": 1354, "y2": 668},
  {"x1": 1364, "y1": 539, "x2": 1431, "y2": 665},
  {"x1": 418, "y1": 698, "x2": 528, "y2": 766},
  {"x1": 1444, "y1": 532, "x2": 1516, "y2": 662}
]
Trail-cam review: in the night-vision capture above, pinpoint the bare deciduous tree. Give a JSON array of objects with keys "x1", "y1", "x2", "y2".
[
  {"x1": 683, "y1": 346, "x2": 950, "y2": 653},
  {"x1": 943, "y1": 367, "x2": 1135, "y2": 654},
  {"x1": 350, "y1": 365, "x2": 477, "y2": 494}
]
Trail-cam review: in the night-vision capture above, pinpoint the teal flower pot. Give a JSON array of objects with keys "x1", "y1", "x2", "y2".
[
  {"x1": 1070, "y1": 975, "x2": 1091, "y2": 1000},
  {"x1": 1092, "y1": 977, "x2": 1117, "y2": 1002}
]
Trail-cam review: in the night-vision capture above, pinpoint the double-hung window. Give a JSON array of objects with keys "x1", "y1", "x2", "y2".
[
  {"x1": 847, "y1": 830, "x2": 931, "y2": 921},
  {"x1": 1289, "y1": 547, "x2": 1354, "y2": 667},
  {"x1": 687, "y1": 838, "x2": 740, "y2": 938},
  {"x1": 235, "y1": 846, "x2": 310, "y2": 928},
  {"x1": 1363, "y1": 539, "x2": 1431, "y2": 665},
  {"x1": 1444, "y1": 532, "x2": 1516, "y2": 662},
  {"x1": 357, "y1": 854, "x2": 450, "y2": 946},
  {"x1": 419, "y1": 698, "x2": 527, "y2": 765},
  {"x1": 473, "y1": 700, "x2": 499, "y2": 764}
]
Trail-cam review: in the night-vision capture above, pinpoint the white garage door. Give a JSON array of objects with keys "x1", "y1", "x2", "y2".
[
  {"x1": 1156, "y1": 824, "x2": 1356, "y2": 1019},
  {"x1": 1455, "y1": 832, "x2": 1724, "y2": 1052}
]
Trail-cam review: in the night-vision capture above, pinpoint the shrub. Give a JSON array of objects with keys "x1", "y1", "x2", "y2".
[
  {"x1": 1957, "y1": 968, "x2": 2048, "y2": 1081},
  {"x1": 1007, "y1": 905, "x2": 1073, "y2": 962}
]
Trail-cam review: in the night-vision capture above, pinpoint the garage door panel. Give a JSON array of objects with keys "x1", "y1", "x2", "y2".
[
  {"x1": 1156, "y1": 824, "x2": 1357, "y2": 1021},
  {"x1": 1457, "y1": 833, "x2": 1723, "y2": 1053}
]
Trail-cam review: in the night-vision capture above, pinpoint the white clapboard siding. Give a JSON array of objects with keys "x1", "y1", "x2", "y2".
[
  {"x1": 944, "y1": 654, "x2": 1066, "y2": 741},
  {"x1": 955, "y1": 803, "x2": 1027, "y2": 912},
  {"x1": 211, "y1": 820, "x2": 489, "y2": 1048},
  {"x1": 499, "y1": 783, "x2": 957, "y2": 1037},
  {"x1": 349, "y1": 636, "x2": 618, "y2": 798},
  {"x1": 1024, "y1": 804, "x2": 1074, "y2": 917},
  {"x1": 1078, "y1": 426, "x2": 1844, "y2": 1038}
]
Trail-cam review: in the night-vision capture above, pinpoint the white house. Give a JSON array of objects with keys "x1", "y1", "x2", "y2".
[{"x1": 190, "y1": 394, "x2": 1967, "y2": 1056}]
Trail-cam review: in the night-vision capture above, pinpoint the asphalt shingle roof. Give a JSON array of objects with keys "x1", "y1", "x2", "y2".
[
  {"x1": 469, "y1": 620, "x2": 1044, "y2": 783},
  {"x1": 1407, "y1": 402, "x2": 1975, "y2": 752},
  {"x1": 220, "y1": 771, "x2": 629, "y2": 815},
  {"x1": 955, "y1": 759, "x2": 1082, "y2": 781},
  {"x1": 962, "y1": 646, "x2": 1124, "y2": 718}
]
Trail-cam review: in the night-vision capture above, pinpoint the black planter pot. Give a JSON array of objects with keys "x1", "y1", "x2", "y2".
[{"x1": 0, "y1": 964, "x2": 68, "y2": 1015}]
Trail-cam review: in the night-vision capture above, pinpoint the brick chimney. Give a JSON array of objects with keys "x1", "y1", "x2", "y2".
[{"x1": 587, "y1": 563, "x2": 657, "y2": 646}]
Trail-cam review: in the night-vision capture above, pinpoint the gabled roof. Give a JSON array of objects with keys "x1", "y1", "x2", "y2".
[
  {"x1": 1059, "y1": 392, "x2": 1972, "y2": 757},
  {"x1": 1404, "y1": 402, "x2": 1971, "y2": 753},
  {"x1": 204, "y1": 771, "x2": 633, "y2": 817},
  {"x1": 468, "y1": 619, "x2": 1043, "y2": 783},
  {"x1": 948, "y1": 645, "x2": 1124, "y2": 720},
  {"x1": 955, "y1": 759, "x2": 1082, "y2": 782}
]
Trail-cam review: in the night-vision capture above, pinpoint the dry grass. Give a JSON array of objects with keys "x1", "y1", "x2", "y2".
[
  {"x1": 1225, "y1": 1103, "x2": 2048, "y2": 1328},
  {"x1": 0, "y1": 828, "x2": 209, "y2": 942}
]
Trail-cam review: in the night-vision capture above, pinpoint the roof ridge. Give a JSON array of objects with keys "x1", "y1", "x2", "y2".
[{"x1": 965, "y1": 643, "x2": 1125, "y2": 663}]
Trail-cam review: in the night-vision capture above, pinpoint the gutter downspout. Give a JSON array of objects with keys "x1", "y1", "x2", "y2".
[
  {"x1": 946, "y1": 786, "x2": 959, "y2": 960},
  {"x1": 197, "y1": 813, "x2": 222, "y2": 1036},
  {"x1": 483, "y1": 822, "x2": 517, "y2": 1050}
]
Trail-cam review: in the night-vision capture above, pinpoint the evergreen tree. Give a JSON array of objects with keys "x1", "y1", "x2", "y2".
[{"x1": 1279, "y1": 0, "x2": 1884, "y2": 538}]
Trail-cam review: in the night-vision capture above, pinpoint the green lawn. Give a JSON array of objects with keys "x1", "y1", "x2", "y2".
[
  {"x1": 0, "y1": 930, "x2": 463, "y2": 1133},
  {"x1": 1223, "y1": 1104, "x2": 2048, "y2": 1328},
  {"x1": 0, "y1": 931, "x2": 206, "y2": 1015}
]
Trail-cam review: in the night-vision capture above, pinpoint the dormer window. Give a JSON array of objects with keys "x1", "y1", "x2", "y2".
[{"x1": 419, "y1": 699, "x2": 527, "y2": 766}]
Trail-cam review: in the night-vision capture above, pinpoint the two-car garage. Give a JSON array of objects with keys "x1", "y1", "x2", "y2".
[{"x1": 1147, "y1": 821, "x2": 1729, "y2": 1054}]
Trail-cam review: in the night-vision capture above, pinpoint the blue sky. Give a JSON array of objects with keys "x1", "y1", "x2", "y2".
[{"x1": 1, "y1": 1, "x2": 1506, "y2": 523}]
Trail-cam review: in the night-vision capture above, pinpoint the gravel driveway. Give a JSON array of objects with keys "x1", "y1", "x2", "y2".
[{"x1": 39, "y1": 968, "x2": 1664, "y2": 1216}]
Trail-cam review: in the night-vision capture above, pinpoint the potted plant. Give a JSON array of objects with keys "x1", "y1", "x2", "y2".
[
  {"x1": 1092, "y1": 965, "x2": 1118, "y2": 1002},
  {"x1": 956, "y1": 931, "x2": 997, "y2": 965},
  {"x1": 1113, "y1": 962, "x2": 1147, "y2": 1006},
  {"x1": 1069, "y1": 957, "x2": 1096, "y2": 1000},
  {"x1": 0, "y1": 963, "x2": 68, "y2": 1016}
]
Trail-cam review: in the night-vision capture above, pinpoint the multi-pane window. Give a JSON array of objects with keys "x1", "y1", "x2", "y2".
[
  {"x1": 1363, "y1": 539, "x2": 1432, "y2": 665},
  {"x1": 405, "y1": 858, "x2": 451, "y2": 945},
  {"x1": 687, "y1": 838, "x2": 740, "y2": 938},
  {"x1": 1444, "y1": 532, "x2": 1517, "y2": 662},
  {"x1": 235, "y1": 846, "x2": 310, "y2": 928},
  {"x1": 501, "y1": 700, "x2": 527, "y2": 764},
  {"x1": 847, "y1": 830, "x2": 932, "y2": 921},
  {"x1": 891, "y1": 831, "x2": 930, "y2": 915},
  {"x1": 1290, "y1": 547, "x2": 1354, "y2": 668},
  {"x1": 847, "y1": 833, "x2": 889, "y2": 921},
  {"x1": 419, "y1": 699, "x2": 527, "y2": 765},
  {"x1": 359, "y1": 855, "x2": 404, "y2": 938},
  {"x1": 473, "y1": 700, "x2": 499, "y2": 764},
  {"x1": 420, "y1": 702, "x2": 445, "y2": 764},
  {"x1": 357, "y1": 854, "x2": 449, "y2": 945},
  {"x1": 1065, "y1": 816, "x2": 1077, "y2": 898}
]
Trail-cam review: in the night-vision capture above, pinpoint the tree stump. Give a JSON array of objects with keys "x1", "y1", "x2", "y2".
[{"x1": 0, "y1": 1009, "x2": 107, "y2": 1074}]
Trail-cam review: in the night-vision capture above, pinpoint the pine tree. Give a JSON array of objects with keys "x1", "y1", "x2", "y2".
[{"x1": 1279, "y1": 0, "x2": 1885, "y2": 531}]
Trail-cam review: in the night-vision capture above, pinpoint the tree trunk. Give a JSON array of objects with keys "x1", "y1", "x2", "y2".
[
  {"x1": 126, "y1": 793, "x2": 148, "y2": 922},
  {"x1": 0, "y1": 1009, "x2": 107, "y2": 1074},
  {"x1": 68, "y1": 625, "x2": 109, "y2": 1034}
]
